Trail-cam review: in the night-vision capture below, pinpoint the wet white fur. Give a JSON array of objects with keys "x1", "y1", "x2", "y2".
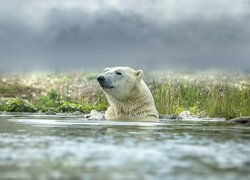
[{"x1": 99, "y1": 67, "x2": 159, "y2": 122}]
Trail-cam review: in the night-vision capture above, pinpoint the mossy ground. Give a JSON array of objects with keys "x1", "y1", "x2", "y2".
[{"x1": 0, "y1": 71, "x2": 249, "y2": 119}]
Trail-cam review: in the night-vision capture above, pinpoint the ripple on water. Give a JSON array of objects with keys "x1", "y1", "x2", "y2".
[{"x1": 0, "y1": 116, "x2": 250, "y2": 180}]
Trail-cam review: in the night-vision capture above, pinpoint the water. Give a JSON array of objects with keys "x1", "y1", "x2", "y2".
[{"x1": 0, "y1": 113, "x2": 250, "y2": 180}]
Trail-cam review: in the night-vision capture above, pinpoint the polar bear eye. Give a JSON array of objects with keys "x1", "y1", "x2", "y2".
[{"x1": 115, "y1": 71, "x2": 122, "y2": 75}]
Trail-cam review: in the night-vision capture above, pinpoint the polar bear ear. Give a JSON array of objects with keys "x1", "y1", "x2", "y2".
[
  {"x1": 135, "y1": 70, "x2": 143, "y2": 80},
  {"x1": 104, "y1": 68, "x2": 110, "y2": 72}
]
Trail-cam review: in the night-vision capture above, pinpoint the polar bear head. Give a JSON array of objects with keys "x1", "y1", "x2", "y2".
[{"x1": 97, "y1": 67, "x2": 143, "y2": 99}]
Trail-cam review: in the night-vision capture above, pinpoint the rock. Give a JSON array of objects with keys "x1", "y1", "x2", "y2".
[
  {"x1": 159, "y1": 114, "x2": 181, "y2": 120},
  {"x1": 229, "y1": 117, "x2": 250, "y2": 124},
  {"x1": 179, "y1": 111, "x2": 192, "y2": 118},
  {"x1": 83, "y1": 110, "x2": 105, "y2": 120},
  {"x1": 45, "y1": 111, "x2": 57, "y2": 115},
  {"x1": 71, "y1": 111, "x2": 82, "y2": 115}
]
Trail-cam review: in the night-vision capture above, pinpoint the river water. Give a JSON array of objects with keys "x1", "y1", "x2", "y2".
[{"x1": 0, "y1": 113, "x2": 249, "y2": 180}]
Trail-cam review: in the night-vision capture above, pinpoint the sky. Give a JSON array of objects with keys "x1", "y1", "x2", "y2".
[{"x1": 0, "y1": 0, "x2": 250, "y2": 72}]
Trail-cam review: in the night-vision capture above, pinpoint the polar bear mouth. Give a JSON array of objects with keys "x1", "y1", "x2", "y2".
[{"x1": 99, "y1": 83, "x2": 114, "y2": 89}]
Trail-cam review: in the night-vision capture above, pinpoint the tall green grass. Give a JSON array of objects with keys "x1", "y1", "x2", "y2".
[{"x1": 152, "y1": 81, "x2": 250, "y2": 119}]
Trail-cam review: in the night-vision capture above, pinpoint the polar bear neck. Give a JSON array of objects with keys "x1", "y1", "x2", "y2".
[
  {"x1": 107, "y1": 80, "x2": 156, "y2": 116},
  {"x1": 109, "y1": 80, "x2": 151, "y2": 102}
]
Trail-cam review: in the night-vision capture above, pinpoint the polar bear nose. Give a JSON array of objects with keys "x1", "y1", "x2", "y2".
[{"x1": 97, "y1": 76, "x2": 105, "y2": 82}]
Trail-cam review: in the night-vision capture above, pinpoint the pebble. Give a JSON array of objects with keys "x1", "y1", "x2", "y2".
[{"x1": 159, "y1": 114, "x2": 181, "y2": 120}]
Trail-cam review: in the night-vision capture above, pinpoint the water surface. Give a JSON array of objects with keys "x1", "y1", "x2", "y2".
[{"x1": 0, "y1": 113, "x2": 249, "y2": 180}]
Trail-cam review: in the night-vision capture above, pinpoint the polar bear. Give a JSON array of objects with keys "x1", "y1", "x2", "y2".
[{"x1": 97, "y1": 67, "x2": 159, "y2": 121}]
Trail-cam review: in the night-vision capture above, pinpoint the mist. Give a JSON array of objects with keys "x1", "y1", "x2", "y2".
[{"x1": 0, "y1": 0, "x2": 250, "y2": 72}]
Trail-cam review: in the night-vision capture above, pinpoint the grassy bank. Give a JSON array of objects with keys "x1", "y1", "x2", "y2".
[
  {"x1": 0, "y1": 71, "x2": 249, "y2": 119},
  {"x1": 0, "y1": 89, "x2": 108, "y2": 113},
  {"x1": 152, "y1": 82, "x2": 250, "y2": 119}
]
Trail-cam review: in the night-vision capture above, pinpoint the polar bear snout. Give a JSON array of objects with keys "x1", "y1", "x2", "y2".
[
  {"x1": 97, "y1": 75, "x2": 114, "y2": 89},
  {"x1": 97, "y1": 76, "x2": 105, "y2": 83}
]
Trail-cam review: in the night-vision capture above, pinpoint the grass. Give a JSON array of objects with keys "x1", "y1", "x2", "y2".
[
  {"x1": 152, "y1": 81, "x2": 250, "y2": 119},
  {"x1": 32, "y1": 89, "x2": 108, "y2": 113},
  {"x1": 0, "y1": 80, "x2": 39, "y2": 99},
  {"x1": 0, "y1": 71, "x2": 250, "y2": 119},
  {"x1": 0, "y1": 90, "x2": 108, "y2": 113}
]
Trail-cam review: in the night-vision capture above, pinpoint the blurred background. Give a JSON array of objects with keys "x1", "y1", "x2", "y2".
[
  {"x1": 0, "y1": 0, "x2": 249, "y2": 119},
  {"x1": 0, "y1": 2, "x2": 250, "y2": 179},
  {"x1": 0, "y1": 0, "x2": 250, "y2": 72}
]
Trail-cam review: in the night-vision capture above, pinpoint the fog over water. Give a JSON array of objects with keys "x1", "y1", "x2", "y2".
[{"x1": 0, "y1": 0, "x2": 250, "y2": 72}]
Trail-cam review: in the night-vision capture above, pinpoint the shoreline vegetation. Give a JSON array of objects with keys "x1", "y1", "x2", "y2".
[{"x1": 0, "y1": 70, "x2": 249, "y2": 120}]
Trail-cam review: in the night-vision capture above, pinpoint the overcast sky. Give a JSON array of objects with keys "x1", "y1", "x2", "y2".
[{"x1": 0, "y1": 0, "x2": 250, "y2": 72}]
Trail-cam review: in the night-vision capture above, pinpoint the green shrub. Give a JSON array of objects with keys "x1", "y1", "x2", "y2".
[
  {"x1": 58, "y1": 102, "x2": 82, "y2": 112},
  {"x1": 32, "y1": 89, "x2": 108, "y2": 113},
  {"x1": 33, "y1": 89, "x2": 62, "y2": 112},
  {"x1": 5, "y1": 98, "x2": 36, "y2": 112},
  {"x1": 82, "y1": 103, "x2": 108, "y2": 113}
]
